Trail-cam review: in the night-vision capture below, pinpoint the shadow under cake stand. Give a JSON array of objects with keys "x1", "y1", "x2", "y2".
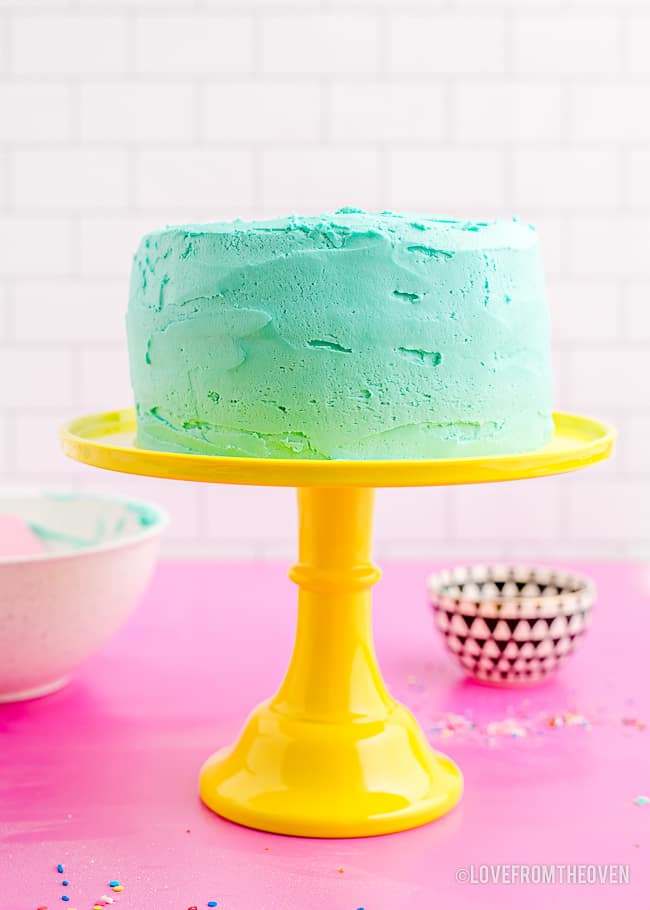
[{"x1": 62, "y1": 410, "x2": 614, "y2": 838}]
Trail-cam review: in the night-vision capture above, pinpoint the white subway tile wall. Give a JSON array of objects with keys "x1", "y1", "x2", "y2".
[{"x1": 0, "y1": 0, "x2": 647, "y2": 560}]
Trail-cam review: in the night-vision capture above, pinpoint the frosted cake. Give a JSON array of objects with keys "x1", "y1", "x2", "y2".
[{"x1": 126, "y1": 209, "x2": 553, "y2": 460}]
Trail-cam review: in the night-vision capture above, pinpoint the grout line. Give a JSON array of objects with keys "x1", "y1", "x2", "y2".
[
  {"x1": 7, "y1": 71, "x2": 650, "y2": 86},
  {"x1": 7, "y1": 137, "x2": 650, "y2": 153}
]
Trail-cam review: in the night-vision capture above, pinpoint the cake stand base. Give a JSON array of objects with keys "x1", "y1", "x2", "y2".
[{"x1": 200, "y1": 700, "x2": 462, "y2": 838}]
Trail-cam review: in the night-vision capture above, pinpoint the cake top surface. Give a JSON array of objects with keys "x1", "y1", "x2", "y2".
[{"x1": 141, "y1": 209, "x2": 538, "y2": 253}]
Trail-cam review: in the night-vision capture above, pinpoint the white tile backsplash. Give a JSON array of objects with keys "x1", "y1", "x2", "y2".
[
  {"x1": 387, "y1": 14, "x2": 506, "y2": 74},
  {"x1": 10, "y1": 15, "x2": 129, "y2": 75},
  {"x1": 0, "y1": 0, "x2": 645, "y2": 559},
  {"x1": 134, "y1": 15, "x2": 254, "y2": 75}
]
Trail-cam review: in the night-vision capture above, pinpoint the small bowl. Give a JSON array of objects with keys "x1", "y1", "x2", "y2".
[
  {"x1": 0, "y1": 489, "x2": 167, "y2": 702},
  {"x1": 428, "y1": 564, "x2": 595, "y2": 686}
]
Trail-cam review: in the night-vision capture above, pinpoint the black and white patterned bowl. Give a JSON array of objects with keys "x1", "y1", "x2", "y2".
[{"x1": 428, "y1": 565, "x2": 595, "y2": 686}]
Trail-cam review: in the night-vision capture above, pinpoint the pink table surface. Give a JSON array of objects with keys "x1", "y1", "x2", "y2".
[{"x1": 2, "y1": 560, "x2": 650, "y2": 910}]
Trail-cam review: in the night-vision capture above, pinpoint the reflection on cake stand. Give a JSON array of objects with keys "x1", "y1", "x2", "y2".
[{"x1": 62, "y1": 410, "x2": 614, "y2": 838}]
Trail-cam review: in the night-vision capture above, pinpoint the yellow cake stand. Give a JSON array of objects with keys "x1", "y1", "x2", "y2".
[{"x1": 62, "y1": 409, "x2": 614, "y2": 838}]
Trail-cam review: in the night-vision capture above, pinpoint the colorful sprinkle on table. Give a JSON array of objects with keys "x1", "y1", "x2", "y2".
[
  {"x1": 622, "y1": 716, "x2": 646, "y2": 730},
  {"x1": 56, "y1": 865, "x2": 64, "y2": 874},
  {"x1": 61, "y1": 898, "x2": 69, "y2": 903},
  {"x1": 61, "y1": 881, "x2": 69, "y2": 887},
  {"x1": 207, "y1": 902, "x2": 218, "y2": 907},
  {"x1": 416, "y1": 705, "x2": 645, "y2": 747},
  {"x1": 111, "y1": 886, "x2": 124, "y2": 893},
  {"x1": 634, "y1": 795, "x2": 649, "y2": 806},
  {"x1": 108, "y1": 881, "x2": 120, "y2": 888}
]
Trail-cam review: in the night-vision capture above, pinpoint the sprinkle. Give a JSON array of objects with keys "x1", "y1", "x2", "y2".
[
  {"x1": 94, "y1": 906, "x2": 103, "y2": 909},
  {"x1": 99, "y1": 897, "x2": 114, "y2": 905},
  {"x1": 111, "y1": 887, "x2": 124, "y2": 893},
  {"x1": 37, "y1": 906, "x2": 48, "y2": 909},
  {"x1": 487, "y1": 718, "x2": 527, "y2": 738},
  {"x1": 337, "y1": 867, "x2": 345, "y2": 873},
  {"x1": 634, "y1": 796, "x2": 649, "y2": 806},
  {"x1": 57, "y1": 865, "x2": 64, "y2": 874},
  {"x1": 108, "y1": 882, "x2": 120, "y2": 888},
  {"x1": 188, "y1": 907, "x2": 198, "y2": 910},
  {"x1": 622, "y1": 716, "x2": 646, "y2": 730},
  {"x1": 61, "y1": 898, "x2": 70, "y2": 903},
  {"x1": 207, "y1": 903, "x2": 218, "y2": 907},
  {"x1": 62, "y1": 881, "x2": 69, "y2": 887}
]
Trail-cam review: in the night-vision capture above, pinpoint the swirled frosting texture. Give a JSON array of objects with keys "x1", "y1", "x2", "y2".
[{"x1": 127, "y1": 210, "x2": 553, "y2": 460}]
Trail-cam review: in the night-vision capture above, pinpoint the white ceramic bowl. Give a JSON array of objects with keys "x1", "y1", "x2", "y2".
[
  {"x1": 428, "y1": 564, "x2": 595, "y2": 686},
  {"x1": 0, "y1": 489, "x2": 167, "y2": 702}
]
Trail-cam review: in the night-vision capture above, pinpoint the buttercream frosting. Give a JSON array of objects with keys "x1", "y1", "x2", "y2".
[{"x1": 126, "y1": 209, "x2": 553, "y2": 460}]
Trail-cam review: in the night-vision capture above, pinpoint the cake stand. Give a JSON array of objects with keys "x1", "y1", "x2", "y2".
[{"x1": 62, "y1": 409, "x2": 614, "y2": 838}]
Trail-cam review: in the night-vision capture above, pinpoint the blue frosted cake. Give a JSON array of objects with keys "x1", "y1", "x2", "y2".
[{"x1": 126, "y1": 209, "x2": 553, "y2": 460}]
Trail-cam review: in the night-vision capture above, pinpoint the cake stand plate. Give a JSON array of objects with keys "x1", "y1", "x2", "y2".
[{"x1": 62, "y1": 410, "x2": 614, "y2": 838}]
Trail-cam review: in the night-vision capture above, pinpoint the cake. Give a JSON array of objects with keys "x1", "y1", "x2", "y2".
[{"x1": 126, "y1": 209, "x2": 553, "y2": 460}]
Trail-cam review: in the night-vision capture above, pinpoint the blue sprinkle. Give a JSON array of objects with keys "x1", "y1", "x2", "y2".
[
  {"x1": 108, "y1": 880, "x2": 120, "y2": 887},
  {"x1": 207, "y1": 903, "x2": 218, "y2": 908},
  {"x1": 57, "y1": 864, "x2": 64, "y2": 873},
  {"x1": 62, "y1": 880, "x2": 69, "y2": 886},
  {"x1": 62, "y1": 897, "x2": 70, "y2": 903}
]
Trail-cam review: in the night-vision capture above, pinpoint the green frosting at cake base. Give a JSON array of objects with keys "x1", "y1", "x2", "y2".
[{"x1": 127, "y1": 209, "x2": 553, "y2": 460}]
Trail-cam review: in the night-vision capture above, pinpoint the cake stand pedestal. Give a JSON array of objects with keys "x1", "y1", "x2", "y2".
[{"x1": 62, "y1": 410, "x2": 614, "y2": 838}]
